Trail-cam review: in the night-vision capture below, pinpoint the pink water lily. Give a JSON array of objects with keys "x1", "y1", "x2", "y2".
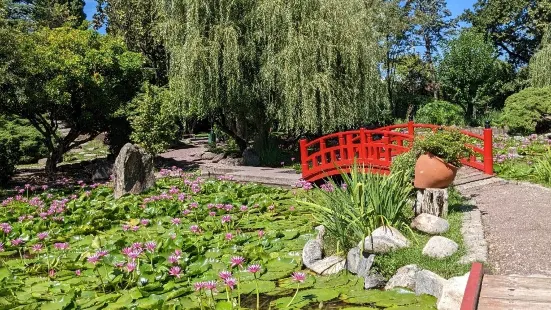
[
  {"x1": 54, "y1": 242, "x2": 69, "y2": 250},
  {"x1": 247, "y1": 264, "x2": 262, "y2": 273},
  {"x1": 291, "y1": 272, "x2": 306, "y2": 283},
  {"x1": 225, "y1": 277, "x2": 237, "y2": 290},
  {"x1": 169, "y1": 266, "x2": 182, "y2": 278},
  {"x1": 219, "y1": 270, "x2": 232, "y2": 280},
  {"x1": 230, "y1": 256, "x2": 245, "y2": 268}
]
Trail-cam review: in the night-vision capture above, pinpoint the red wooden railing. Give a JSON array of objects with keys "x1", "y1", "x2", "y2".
[{"x1": 299, "y1": 121, "x2": 493, "y2": 183}]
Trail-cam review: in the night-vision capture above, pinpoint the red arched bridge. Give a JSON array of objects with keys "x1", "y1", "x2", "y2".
[{"x1": 299, "y1": 121, "x2": 494, "y2": 183}]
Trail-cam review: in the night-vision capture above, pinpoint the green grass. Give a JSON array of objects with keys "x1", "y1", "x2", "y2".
[{"x1": 372, "y1": 187, "x2": 471, "y2": 279}]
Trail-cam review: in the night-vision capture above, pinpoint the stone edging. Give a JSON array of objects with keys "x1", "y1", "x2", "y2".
[
  {"x1": 500, "y1": 177, "x2": 551, "y2": 192},
  {"x1": 459, "y1": 199, "x2": 488, "y2": 264}
]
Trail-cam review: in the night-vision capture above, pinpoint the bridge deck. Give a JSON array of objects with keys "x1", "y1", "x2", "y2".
[{"x1": 478, "y1": 275, "x2": 551, "y2": 309}]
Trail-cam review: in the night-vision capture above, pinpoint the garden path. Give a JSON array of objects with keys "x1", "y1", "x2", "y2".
[{"x1": 456, "y1": 168, "x2": 551, "y2": 276}]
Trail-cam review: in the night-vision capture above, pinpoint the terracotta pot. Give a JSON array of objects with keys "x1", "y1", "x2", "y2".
[{"x1": 414, "y1": 153, "x2": 458, "y2": 189}]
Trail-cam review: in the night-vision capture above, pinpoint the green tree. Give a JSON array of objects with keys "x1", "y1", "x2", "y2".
[
  {"x1": 3, "y1": 0, "x2": 85, "y2": 27},
  {"x1": 163, "y1": 0, "x2": 389, "y2": 152},
  {"x1": 464, "y1": 0, "x2": 551, "y2": 65},
  {"x1": 0, "y1": 26, "x2": 143, "y2": 174},
  {"x1": 94, "y1": 0, "x2": 167, "y2": 85},
  {"x1": 439, "y1": 30, "x2": 506, "y2": 120},
  {"x1": 531, "y1": 28, "x2": 551, "y2": 87},
  {"x1": 130, "y1": 83, "x2": 177, "y2": 155}
]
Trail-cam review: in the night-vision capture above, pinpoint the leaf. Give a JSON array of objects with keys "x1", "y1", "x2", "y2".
[
  {"x1": 40, "y1": 290, "x2": 75, "y2": 310},
  {"x1": 214, "y1": 301, "x2": 232, "y2": 310},
  {"x1": 238, "y1": 280, "x2": 276, "y2": 294}
]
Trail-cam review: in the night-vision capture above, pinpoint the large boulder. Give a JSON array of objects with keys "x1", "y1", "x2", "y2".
[
  {"x1": 302, "y1": 239, "x2": 323, "y2": 268},
  {"x1": 308, "y1": 256, "x2": 346, "y2": 275},
  {"x1": 411, "y1": 213, "x2": 449, "y2": 235},
  {"x1": 437, "y1": 272, "x2": 469, "y2": 310},
  {"x1": 364, "y1": 272, "x2": 386, "y2": 289},
  {"x1": 113, "y1": 143, "x2": 155, "y2": 199},
  {"x1": 346, "y1": 247, "x2": 375, "y2": 277},
  {"x1": 201, "y1": 152, "x2": 217, "y2": 160},
  {"x1": 415, "y1": 269, "x2": 446, "y2": 299},
  {"x1": 422, "y1": 236, "x2": 458, "y2": 259},
  {"x1": 359, "y1": 226, "x2": 410, "y2": 253},
  {"x1": 242, "y1": 148, "x2": 260, "y2": 166},
  {"x1": 385, "y1": 264, "x2": 420, "y2": 291}
]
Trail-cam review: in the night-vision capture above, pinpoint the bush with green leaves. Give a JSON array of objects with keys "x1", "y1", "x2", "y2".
[
  {"x1": 415, "y1": 130, "x2": 473, "y2": 167},
  {"x1": 0, "y1": 116, "x2": 47, "y2": 164},
  {"x1": 500, "y1": 87, "x2": 551, "y2": 135},
  {"x1": 390, "y1": 148, "x2": 421, "y2": 180},
  {"x1": 0, "y1": 135, "x2": 21, "y2": 185},
  {"x1": 130, "y1": 83, "x2": 178, "y2": 155},
  {"x1": 415, "y1": 100, "x2": 465, "y2": 126},
  {"x1": 299, "y1": 164, "x2": 413, "y2": 253}
]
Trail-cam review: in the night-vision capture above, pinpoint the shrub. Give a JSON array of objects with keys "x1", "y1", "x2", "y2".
[
  {"x1": 0, "y1": 116, "x2": 47, "y2": 164},
  {"x1": 299, "y1": 164, "x2": 413, "y2": 252},
  {"x1": 415, "y1": 100, "x2": 465, "y2": 126},
  {"x1": 0, "y1": 135, "x2": 21, "y2": 185},
  {"x1": 500, "y1": 87, "x2": 551, "y2": 135},
  {"x1": 415, "y1": 130, "x2": 473, "y2": 167},
  {"x1": 390, "y1": 149, "x2": 421, "y2": 180},
  {"x1": 131, "y1": 84, "x2": 178, "y2": 155}
]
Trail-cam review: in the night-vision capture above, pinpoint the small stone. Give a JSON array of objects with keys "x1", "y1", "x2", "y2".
[
  {"x1": 309, "y1": 256, "x2": 346, "y2": 275},
  {"x1": 422, "y1": 236, "x2": 458, "y2": 259},
  {"x1": 220, "y1": 157, "x2": 244, "y2": 166},
  {"x1": 201, "y1": 152, "x2": 217, "y2": 160},
  {"x1": 346, "y1": 247, "x2": 374, "y2": 277},
  {"x1": 437, "y1": 272, "x2": 470, "y2": 310},
  {"x1": 359, "y1": 226, "x2": 410, "y2": 253},
  {"x1": 415, "y1": 269, "x2": 446, "y2": 299},
  {"x1": 364, "y1": 272, "x2": 386, "y2": 289},
  {"x1": 385, "y1": 264, "x2": 420, "y2": 291},
  {"x1": 314, "y1": 225, "x2": 326, "y2": 240},
  {"x1": 242, "y1": 148, "x2": 260, "y2": 166},
  {"x1": 411, "y1": 213, "x2": 449, "y2": 235},
  {"x1": 113, "y1": 143, "x2": 155, "y2": 199},
  {"x1": 211, "y1": 153, "x2": 226, "y2": 163},
  {"x1": 302, "y1": 239, "x2": 323, "y2": 268}
]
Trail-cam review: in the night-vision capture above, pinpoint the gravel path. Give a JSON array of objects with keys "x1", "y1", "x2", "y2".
[{"x1": 459, "y1": 180, "x2": 551, "y2": 276}]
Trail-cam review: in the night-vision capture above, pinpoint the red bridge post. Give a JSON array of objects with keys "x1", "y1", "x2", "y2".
[
  {"x1": 299, "y1": 139, "x2": 308, "y2": 176},
  {"x1": 408, "y1": 120, "x2": 414, "y2": 136},
  {"x1": 483, "y1": 121, "x2": 493, "y2": 175}
]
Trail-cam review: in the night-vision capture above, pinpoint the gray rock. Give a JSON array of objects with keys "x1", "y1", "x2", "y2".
[
  {"x1": 314, "y1": 225, "x2": 326, "y2": 241},
  {"x1": 201, "y1": 152, "x2": 217, "y2": 160},
  {"x1": 92, "y1": 162, "x2": 112, "y2": 181},
  {"x1": 422, "y1": 236, "x2": 458, "y2": 259},
  {"x1": 346, "y1": 247, "x2": 375, "y2": 277},
  {"x1": 219, "y1": 157, "x2": 244, "y2": 166},
  {"x1": 411, "y1": 213, "x2": 450, "y2": 235},
  {"x1": 360, "y1": 226, "x2": 410, "y2": 253},
  {"x1": 364, "y1": 272, "x2": 386, "y2": 289},
  {"x1": 211, "y1": 153, "x2": 226, "y2": 163},
  {"x1": 113, "y1": 143, "x2": 155, "y2": 199},
  {"x1": 308, "y1": 256, "x2": 346, "y2": 275},
  {"x1": 242, "y1": 148, "x2": 260, "y2": 166},
  {"x1": 385, "y1": 264, "x2": 420, "y2": 291},
  {"x1": 302, "y1": 239, "x2": 323, "y2": 268},
  {"x1": 437, "y1": 272, "x2": 470, "y2": 310},
  {"x1": 415, "y1": 270, "x2": 446, "y2": 299}
]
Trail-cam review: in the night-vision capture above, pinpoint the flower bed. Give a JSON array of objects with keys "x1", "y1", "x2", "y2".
[{"x1": 0, "y1": 168, "x2": 437, "y2": 309}]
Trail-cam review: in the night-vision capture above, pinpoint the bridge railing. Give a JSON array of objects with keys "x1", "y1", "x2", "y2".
[{"x1": 299, "y1": 121, "x2": 493, "y2": 182}]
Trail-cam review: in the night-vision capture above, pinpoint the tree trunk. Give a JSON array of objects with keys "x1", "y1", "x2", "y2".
[
  {"x1": 214, "y1": 119, "x2": 248, "y2": 152},
  {"x1": 424, "y1": 34, "x2": 439, "y2": 100},
  {"x1": 45, "y1": 146, "x2": 64, "y2": 175},
  {"x1": 414, "y1": 188, "x2": 448, "y2": 218}
]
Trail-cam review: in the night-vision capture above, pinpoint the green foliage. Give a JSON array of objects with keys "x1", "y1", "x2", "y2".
[
  {"x1": 0, "y1": 115, "x2": 47, "y2": 164},
  {"x1": 163, "y1": 0, "x2": 389, "y2": 146},
  {"x1": 130, "y1": 83, "x2": 178, "y2": 155},
  {"x1": 500, "y1": 87, "x2": 551, "y2": 135},
  {"x1": 0, "y1": 26, "x2": 144, "y2": 172},
  {"x1": 415, "y1": 130, "x2": 474, "y2": 167},
  {"x1": 415, "y1": 100, "x2": 465, "y2": 126},
  {"x1": 530, "y1": 40, "x2": 551, "y2": 88},
  {"x1": 533, "y1": 149, "x2": 551, "y2": 185},
  {"x1": 0, "y1": 134, "x2": 20, "y2": 184},
  {"x1": 299, "y1": 165, "x2": 413, "y2": 252},
  {"x1": 390, "y1": 149, "x2": 421, "y2": 181}
]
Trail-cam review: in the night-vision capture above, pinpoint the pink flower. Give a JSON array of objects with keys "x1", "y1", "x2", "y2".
[
  {"x1": 31, "y1": 244, "x2": 43, "y2": 252},
  {"x1": 194, "y1": 281, "x2": 205, "y2": 291},
  {"x1": 0, "y1": 242, "x2": 4, "y2": 252},
  {"x1": 291, "y1": 272, "x2": 306, "y2": 283},
  {"x1": 140, "y1": 219, "x2": 150, "y2": 226},
  {"x1": 219, "y1": 270, "x2": 232, "y2": 280},
  {"x1": 257, "y1": 230, "x2": 265, "y2": 238},
  {"x1": 268, "y1": 205, "x2": 275, "y2": 212},
  {"x1": 171, "y1": 218, "x2": 181, "y2": 225},
  {"x1": 168, "y1": 254, "x2": 179, "y2": 265},
  {"x1": 131, "y1": 225, "x2": 140, "y2": 231},
  {"x1": 145, "y1": 241, "x2": 157, "y2": 253},
  {"x1": 132, "y1": 242, "x2": 143, "y2": 250},
  {"x1": 230, "y1": 256, "x2": 245, "y2": 268},
  {"x1": 122, "y1": 224, "x2": 130, "y2": 231},
  {"x1": 49, "y1": 269, "x2": 55, "y2": 278},
  {"x1": 54, "y1": 242, "x2": 69, "y2": 250},
  {"x1": 96, "y1": 250, "x2": 109, "y2": 257},
  {"x1": 42, "y1": 185, "x2": 49, "y2": 191},
  {"x1": 0, "y1": 223, "x2": 12, "y2": 234},
  {"x1": 209, "y1": 211, "x2": 216, "y2": 217},
  {"x1": 291, "y1": 157, "x2": 295, "y2": 162},
  {"x1": 190, "y1": 225, "x2": 201, "y2": 234},
  {"x1": 75, "y1": 269, "x2": 81, "y2": 276},
  {"x1": 87, "y1": 254, "x2": 101, "y2": 265},
  {"x1": 240, "y1": 205, "x2": 248, "y2": 212},
  {"x1": 204, "y1": 280, "x2": 217, "y2": 291},
  {"x1": 225, "y1": 277, "x2": 237, "y2": 290},
  {"x1": 182, "y1": 209, "x2": 191, "y2": 216},
  {"x1": 11, "y1": 238, "x2": 24, "y2": 246},
  {"x1": 190, "y1": 202, "x2": 199, "y2": 209},
  {"x1": 221, "y1": 215, "x2": 232, "y2": 224},
  {"x1": 225, "y1": 233, "x2": 233, "y2": 241},
  {"x1": 247, "y1": 264, "x2": 262, "y2": 273},
  {"x1": 169, "y1": 266, "x2": 182, "y2": 278},
  {"x1": 289, "y1": 206, "x2": 295, "y2": 211},
  {"x1": 126, "y1": 262, "x2": 137, "y2": 272},
  {"x1": 115, "y1": 262, "x2": 125, "y2": 268}
]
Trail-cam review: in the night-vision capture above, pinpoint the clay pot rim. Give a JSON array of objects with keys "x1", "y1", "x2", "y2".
[{"x1": 422, "y1": 152, "x2": 459, "y2": 170}]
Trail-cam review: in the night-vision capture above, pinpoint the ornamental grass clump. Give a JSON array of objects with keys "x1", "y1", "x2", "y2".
[
  {"x1": 299, "y1": 163, "x2": 413, "y2": 253},
  {"x1": 414, "y1": 129, "x2": 474, "y2": 167}
]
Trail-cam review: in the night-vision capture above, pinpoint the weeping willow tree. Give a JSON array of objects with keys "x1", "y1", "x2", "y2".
[
  {"x1": 531, "y1": 27, "x2": 551, "y2": 87},
  {"x1": 162, "y1": 0, "x2": 389, "y2": 151}
]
